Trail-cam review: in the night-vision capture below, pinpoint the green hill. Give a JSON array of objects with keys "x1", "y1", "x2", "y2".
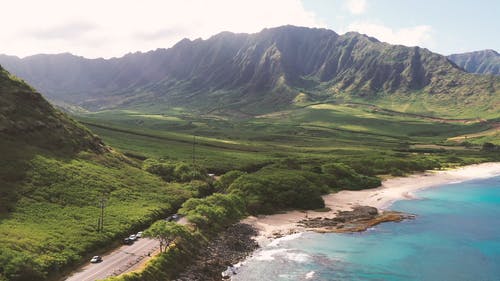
[{"x1": 0, "y1": 66, "x2": 191, "y2": 281}]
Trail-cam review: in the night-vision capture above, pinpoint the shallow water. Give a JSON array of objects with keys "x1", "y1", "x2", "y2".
[{"x1": 233, "y1": 176, "x2": 500, "y2": 281}]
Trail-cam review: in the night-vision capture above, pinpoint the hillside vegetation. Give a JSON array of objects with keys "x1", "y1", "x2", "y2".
[{"x1": 0, "y1": 67, "x2": 192, "y2": 281}]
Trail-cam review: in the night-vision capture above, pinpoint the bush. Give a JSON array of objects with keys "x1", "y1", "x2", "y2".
[
  {"x1": 321, "y1": 162, "x2": 381, "y2": 190},
  {"x1": 390, "y1": 168, "x2": 405, "y2": 177},
  {"x1": 182, "y1": 180, "x2": 215, "y2": 198},
  {"x1": 228, "y1": 169, "x2": 326, "y2": 214},
  {"x1": 215, "y1": 170, "x2": 246, "y2": 192},
  {"x1": 321, "y1": 163, "x2": 356, "y2": 178},
  {"x1": 143, "y1": 159, "x2": 207, "y2": 182},
  {"x1": 179, "y1": 193, "x2": 246, "y2": 233},
  {"x1": 143, "y1": 159, "x2": 176, "y2": 181}
]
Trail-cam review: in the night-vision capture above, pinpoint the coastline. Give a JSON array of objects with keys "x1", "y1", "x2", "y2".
[{"x1": 243, "y1": 162, "x2": 500, "y2": 246}]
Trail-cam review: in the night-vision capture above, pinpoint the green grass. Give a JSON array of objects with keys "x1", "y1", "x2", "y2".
[{"x1": 347, "y1": 92, "x2": 500, "y2": 119}]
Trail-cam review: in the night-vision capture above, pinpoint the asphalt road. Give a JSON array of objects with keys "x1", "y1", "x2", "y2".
[{"x1": 65, "y1": 237, "x2": 159, "y2": 281}]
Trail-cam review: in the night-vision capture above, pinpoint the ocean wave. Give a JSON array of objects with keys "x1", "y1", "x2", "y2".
[
  {"x1": 253, "y1": 248, "x2": 288, "y2": 261},
  {"x1": 285, "y1": 252, "x2": 310, "y2": 263},
  {"x1": 305, "y1": 271, "x2": 315, "y2": 279},
  {"x1": 253, "y1": 247, "x2": 311, "y2": 263},
  {"x1": 268, "y1": 232, "x2": 303, "y2": 247}
]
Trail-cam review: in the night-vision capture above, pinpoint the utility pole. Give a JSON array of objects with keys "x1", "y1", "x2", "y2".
[
  {"x1": 192, "y1": 134, "x2": 196, "y2": 180},
  {"x1": 98, "y1": 195, "x2": 107, "y2": 232}
]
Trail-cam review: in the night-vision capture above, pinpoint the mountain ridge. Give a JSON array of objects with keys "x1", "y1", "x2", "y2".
[
  {"x1": 0, "y1": 25, "x2": 498, "y2": 116},
  {"x1": 448, "y1": 49, "x2": 500, "y2": 76}
]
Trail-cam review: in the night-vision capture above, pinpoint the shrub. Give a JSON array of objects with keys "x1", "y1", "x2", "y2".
[
  {"x1": 321, "y1": 162, "x2": 381, "y2": 190},
  {"x1": 228, "y1": 169, "x2": 326, "y2": 214},
  {"x1": 178, "y1": 193, "x2": 246, "y2": 233},
  {"x1": 215, "y1": 170, "x2": 246, "y2": 192},
  {"x1": 182, "y1": 180, "x2": 215, "y2": 198},
  {"x1": 143, "y1": 159, "x2": 176, "y2": 182},
  {"x1": 143, "y1": 159, "x2": 207, "y2": 182}
]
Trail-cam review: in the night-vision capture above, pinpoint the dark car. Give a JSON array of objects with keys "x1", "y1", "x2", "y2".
[
  {"x1": 123, "y1": 238, "x2": 133, "y2": 245},
  {"x1": 165, "y1": 214, "x2": 181, "y2": 222},
  {"x1": 90, "y1": 256, "x2": 102, "y2": 263}
]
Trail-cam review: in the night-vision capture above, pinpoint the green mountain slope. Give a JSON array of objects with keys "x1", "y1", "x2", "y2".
[
  {"x1": 0, "y1": 66, "x2": 190, "y2": 281},
  {"x1": 0, "y1": 67, "x2": 104, "y2": 152},
  {"x1": 448, "y1": 49, "x2": 500, "y2": 75},
  {"x1": 1, "y1": 26, "x2": 498, "y2": 117}
]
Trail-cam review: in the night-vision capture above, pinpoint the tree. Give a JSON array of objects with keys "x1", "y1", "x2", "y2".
[
  {"x1": 227, "y1": 170, "x2": 325, "y2": 214},
  {"x1": 321, "y1": 163, "x2": 356, "y2": 177},
  {"x1": 178, "y1": 193, "x2": 246, "y2": 232},
  {"x1": 144, "y1": 221, "x2": 190, "y2": 252},
  {"x1": 482, "y1": 142, "x2": 498, "y2": 152},
  {"x1": 143, "y1": 159, "x2": 176, "y2": 182}
]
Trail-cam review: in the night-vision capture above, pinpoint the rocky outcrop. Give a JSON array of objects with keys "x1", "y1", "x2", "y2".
[
  {"x1": 174, "y1": 223, "x2": 258, "y2": 281},
  {"x1": 299, "y1": 206, "x2": 415, "y2": 233}
]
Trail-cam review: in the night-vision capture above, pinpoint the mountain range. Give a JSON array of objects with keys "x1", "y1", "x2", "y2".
[
  {"x1": 0, "y1": 25, "x2": 498, "y2": 115},
  {"x1": 448, "y1": 49, "x2": 500, "y2": 76}
]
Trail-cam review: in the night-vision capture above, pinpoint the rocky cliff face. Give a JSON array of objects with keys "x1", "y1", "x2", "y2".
[{"x1": 1, "y1": 26, "x2": 498, "y2": 113}]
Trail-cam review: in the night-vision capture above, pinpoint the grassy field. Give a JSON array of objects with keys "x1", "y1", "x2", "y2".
[{"x1": 75, "y1": 101, "x2": 498, "y2": 175}]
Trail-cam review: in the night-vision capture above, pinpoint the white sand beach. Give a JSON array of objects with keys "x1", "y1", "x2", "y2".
[{"x1": 243, "y1": 162, "x2": 500, "y2": 245}]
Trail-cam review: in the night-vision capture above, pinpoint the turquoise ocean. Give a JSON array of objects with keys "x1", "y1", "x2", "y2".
[{"x1": 233, "y1": 175, "x2": 500, "y2": 281}]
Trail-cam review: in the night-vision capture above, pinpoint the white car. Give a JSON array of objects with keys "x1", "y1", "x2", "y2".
[
  {"x1": 129, "y1": 234, "x2": 137, "y2": 241},
  {"x1": 90, "y1": 256, "x2": 102, "y2": 263},
  {"x1": 136, "y1": 231, "x2": 143, "y2": 238}
]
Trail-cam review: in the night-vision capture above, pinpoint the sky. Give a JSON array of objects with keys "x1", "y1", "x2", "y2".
[{"x1": 0, "y1": 0, "x2": 498, "y2": 59}]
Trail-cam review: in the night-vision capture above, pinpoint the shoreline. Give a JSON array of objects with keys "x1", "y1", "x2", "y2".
[{"x1": 243, "y1": 162, "x2": 500, "y2": 246}]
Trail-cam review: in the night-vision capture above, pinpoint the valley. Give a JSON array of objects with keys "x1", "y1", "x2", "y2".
[
  {"x1": 0, "y1": 24, "x2": 499, "y2": 281},
  {"x1": 74, "y1": 101, "x2": 496, "y2": 175}
]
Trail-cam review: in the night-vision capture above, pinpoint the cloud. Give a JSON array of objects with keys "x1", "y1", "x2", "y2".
[
  {"x1": 345, "y1": 0, "x2": 367, "y2": 15},
  {"x1": 28, "y1": 22, "x2": 96, "y2": 40},
  {"x1": 0, "y1": 0, "x2": 325, "y2": 58},
  {"x1": 346, "y1": 21, "x2": 434, "y2": 47}
]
